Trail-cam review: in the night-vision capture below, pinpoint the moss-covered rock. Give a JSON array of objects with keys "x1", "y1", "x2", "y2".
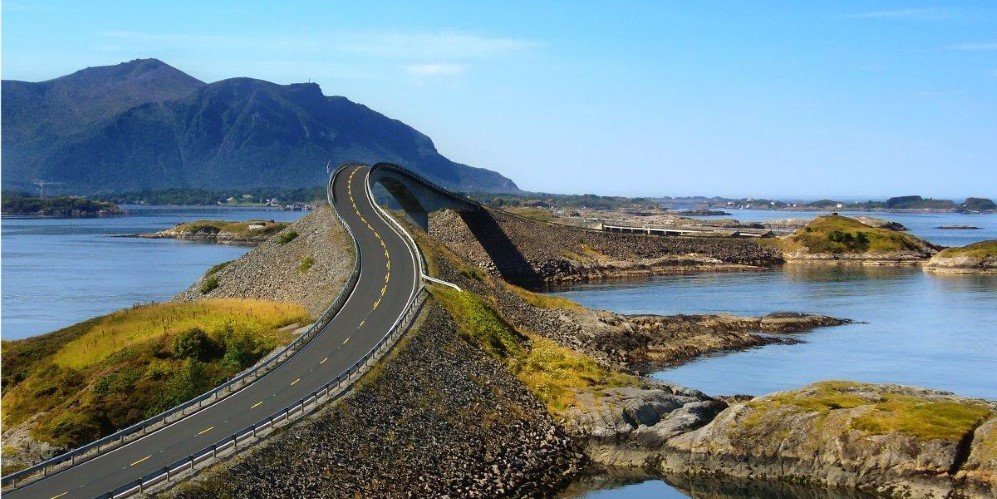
[{"x1": 777, "y1": 215, "x2": 939, "y2": 264}]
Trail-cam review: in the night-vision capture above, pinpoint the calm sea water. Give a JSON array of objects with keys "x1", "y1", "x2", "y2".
[
  {"x1": 1, "y1": 206, "x2": 305, "y2": 340},
  {"x1": 557, "y1": 211, "x2": 995, "y2": 499}
]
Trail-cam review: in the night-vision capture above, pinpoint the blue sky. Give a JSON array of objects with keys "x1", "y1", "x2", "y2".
[{"x1": 3, "y1": 1, "x2": 995, "y2": 199}]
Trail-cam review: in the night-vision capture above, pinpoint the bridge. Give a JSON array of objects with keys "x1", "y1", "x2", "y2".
[{"x1": 1, "y1": 162, "x2": 472, "y2": 498}]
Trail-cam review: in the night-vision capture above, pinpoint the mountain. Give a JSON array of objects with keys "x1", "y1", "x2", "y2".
[{"x1": 2, "y1": 59, "x2": 519, "y2": 194}]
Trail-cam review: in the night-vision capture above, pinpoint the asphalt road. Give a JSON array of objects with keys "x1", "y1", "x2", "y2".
[{"x1": 8, "y1": 164, "x2": 419, "y2": 498}]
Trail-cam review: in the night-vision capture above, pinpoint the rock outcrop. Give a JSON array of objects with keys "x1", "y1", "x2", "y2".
[
  {"x1": 135, "y1": 219, "x2": 288, "y2": 245},
  {"x1": 427, "y1": 208, "x2": 783, "y2": 285},
  {"x1": 924, "y1": 240, "x2": 997, "y2": 275}
]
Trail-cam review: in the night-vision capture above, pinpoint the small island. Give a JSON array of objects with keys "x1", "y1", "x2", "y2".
[
  {"x1": 134, "y1": 219, "x2": 290, "y2": 245},
  {"x1": 773, "y1": 214, "x2": 939, "y2": 264},
  {"x1": 924, "y1": 240, "x2": 997, "y2": 274},
  {"x1": 1, "y1": 195, "x2": 125, "y2": 218}
]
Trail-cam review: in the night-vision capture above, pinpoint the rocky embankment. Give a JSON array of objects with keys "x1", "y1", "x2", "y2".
[
  {"x1": 924, "y1": 240, "x2": 997, "y2": 275},
  {"x1": 135, "y1": 219, "x2": 289, "y2": 245},
  {"x1": 561, "y1": 381, "x2": 996, "y2": 498},
  {"x1": 174, "y1": 207, "x2": 353, "y2": 316},
  {"x1": 428, "y1": 208, "x2": 783, "y2": 285},
  {"x1": 171, "y1": 304, "x2": 583, "y2": 498}
]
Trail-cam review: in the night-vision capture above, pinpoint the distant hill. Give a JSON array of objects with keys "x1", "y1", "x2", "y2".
[{"x1": 2, "y1": 59, "x2": 519, "y2": 194}]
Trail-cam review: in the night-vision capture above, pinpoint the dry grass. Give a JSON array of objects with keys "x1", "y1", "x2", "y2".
[
  {"x1": 2, "y1": 299, "x2": 310, "y2": 449},
  {"x1": 175, "y1": 219, "x2": 287, "y2": 236},
  {"x1": 504, "y1": 283, "x2": 583, "y2": 312},
  {"x1": 52, "y1": 299, "x2": 310, "y2": 369},
  {"x1": 430, "y1": 286, "x2": 635, "y2": 415}
]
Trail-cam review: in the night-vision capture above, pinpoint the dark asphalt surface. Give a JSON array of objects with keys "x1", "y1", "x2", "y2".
[{"x1": 8, "y1": 164, "x2": 419, "y2": 499}]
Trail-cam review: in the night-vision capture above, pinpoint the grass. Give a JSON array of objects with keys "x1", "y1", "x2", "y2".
[
  {"x1": 936, "y1": 240, "x2": 997, "y2": 258},
  {"x1": 174, "y1": 219, "x2": 287, "y2": 237},
  {"x1": 299, "y1": 256, "x2": 315, "y2": 273},
  {"x1": 2, "y1": 299, "x2": 310, "y2": 449},
  {"x1": 785, "y1": 215, "x2": 929, "y2": 254},
  {"x1": 50, "y1": 299, "x2": 310, "y2": 370},
  {"x1": 747, "y1": 381, "x2": 992, "y2": 441},
  {"x1": 504, "y1": 283, "x2": 583, "y2": 312},
  {"x1": 277, "y1": 229, "x2": 299, "y2": 245},
  {"x1": 430, "y1": 286, "x2": 635, "y2": 415},
  {"x1": 507, "y1": 206, "x2": 555, "y2": 223}
]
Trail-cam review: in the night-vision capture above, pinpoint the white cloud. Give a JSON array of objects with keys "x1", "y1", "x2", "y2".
[
  {"x1": 848, "y1": 8, "x2": 949, "y2": 20},
  {"x1": 403, "y1": 63, "x2": 466, "y2": 77},
  {"x1": 950, "y1": 42, "x2": 997, "y2": 51}
]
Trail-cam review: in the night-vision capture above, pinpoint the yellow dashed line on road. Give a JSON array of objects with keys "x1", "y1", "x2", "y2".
[
  {"x1": 343, "y1": 337, "x2": 351, "y2": 345},
  {"x1": 373, "y1": 299, "x2": 381, "y2": 310},
  {"x1": 359, "y1": 319, "x2": 365, "y2": 327},
  {"x1": 130, "y1": 455, "x2": 151, "y2": 467},
  {"x1": 197, "y1": 426, "x2": 214, "y2": 435},
  {"x1": 251, "y1": 401, "x2": 263, "y2": 409},
  {"x1": 50, "y1": 492, "x2": 68, "y2": 499},
  {"x1": 290, "y1": 378, "x2": 300, "y2": 386},
  {"x1": 321, "y1": 357, "x2": 328, "y2": 364},
  {"x1": 381, "y1": 285, "x2": 387, "y2": 297},
  {"x1": 385, "y1": 272, "x2": 390, "y2": 283}
]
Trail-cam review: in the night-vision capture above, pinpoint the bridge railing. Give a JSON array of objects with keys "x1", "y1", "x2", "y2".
[
  {"x1": 1, "y1": 166, "x2": 364, "y2": 492},
  {"x1": 102, "y1": 281, "x2": 428, "y2": 498}
]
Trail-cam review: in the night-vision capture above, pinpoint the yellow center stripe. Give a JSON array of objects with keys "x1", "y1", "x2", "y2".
[
  {"x1": 130, "y1": 455, "x2": 152, "y2": 467},
  {"x1": 198, "y1": 426, "x2": 214, "y2": 435},
  {"x1": 290, "y1": 378, "x2": 300, "y2": 386}
]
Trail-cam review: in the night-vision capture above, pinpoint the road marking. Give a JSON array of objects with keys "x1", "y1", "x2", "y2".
[
  {"x1": 290, "y1": 378, "x2": 300, "y2": 386},
  {"x1": 130, "y1": 455, "x2": 151, "y2": 467},
  {"x1": 359, "y1": 319, "x2": 365, "y2": 327},
  {"x1": 343, "y1": 337, "x2": 350, "y2": 345},
  {"x1": 50, "y1": 492, "x2": 68, "y2": 499},
  {"x1": 251, "y1": 401, "x2": 263, "y2": 409},
  {"x1": 380, "y1": 285, "x2": 387, "y2": 296},
  {"x1": 385, "y1": 272, "x2": 390, "y2": 283},
  {"x1": 321, "y1": 357, "x2": 328, "y2": 364},
  {"x1": 373, "y1": 299, "x2": 381, "y2": 310},
  {"x1": 198, "y1": 426, "x2": 214, "y2": 435},
  {"x1": 384, "y1": 250, "x2": 389, "y2": 258}
]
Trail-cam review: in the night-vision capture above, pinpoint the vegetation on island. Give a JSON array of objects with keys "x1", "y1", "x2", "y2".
[
  {"x1": 172, "y1": 219, "x2": 288, "y2": 237},
  {"x1": 1, "y1": 194, "x2": 124, "y2": 218},
  {"x1": 1, "y1": 299, "x2": 310, "y2": 451},
  {"x1": 779, "y1": 215, "x2": 935, "y2": 255},
  {"x1": 935, "y1": 240, "x2": 997, "y2": 259},
  {"x1": 745, "y1": 381, "x2": 992, "y2": 441}
]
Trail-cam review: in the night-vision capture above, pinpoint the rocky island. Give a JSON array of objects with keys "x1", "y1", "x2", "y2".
[
  {"x1": 1, "y1": 195, "x2": 125, "y2": 218},
  {"x1": 134, "y1": 219, "x2": 290, "y2": 245},
  {"x1": 924, "y1": 240, "x2": 997, "y2": 274},
  {"x1": 773, "y1": 214, "x2": 940, "y2": 265}
]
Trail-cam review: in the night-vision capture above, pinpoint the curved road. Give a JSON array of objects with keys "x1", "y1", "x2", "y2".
[{"x1": 8, "y1": 164, "x2": 419, "y2": 498}]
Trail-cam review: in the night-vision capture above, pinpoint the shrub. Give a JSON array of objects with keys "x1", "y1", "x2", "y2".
[
  {"x1": 298, "y1": 256, "x2": 314, "y2": 273},
  {"x1": 200, "y1": 276, "x2": 219, "y2": 294},
  {"x1": 277, "y1": 230, "x2": 299, "y2": 245},
  {"x1": 173, "y1": 328, "x2": 222, "y2": 361}
]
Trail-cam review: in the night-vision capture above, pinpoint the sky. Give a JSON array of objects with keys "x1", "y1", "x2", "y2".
[{"x1": 2, "y1": 1, "x2": 995, "y2": 199}]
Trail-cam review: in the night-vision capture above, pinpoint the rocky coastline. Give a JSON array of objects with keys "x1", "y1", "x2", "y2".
[
  {"x1": 923, "y1": 241, "x2": 997, "y2": 275},
  {"x1": 132, "y1": 219, "x2": 290, "y2": 245}
]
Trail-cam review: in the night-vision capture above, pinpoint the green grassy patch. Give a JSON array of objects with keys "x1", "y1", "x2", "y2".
[
  {"x1": 936, "y1": 240, "x2": 997, "y2": 259},
  {"x1": 200, "y1": 276, "x2": 219, "y2": 294},
  {"x1": 786, "y1": 215, "x2": 929, "y2": 254},
  {"x1": 747, "y1": 381, "x2": 992, "y2": 441},
  {"x1": 277, "y1": 229, "x2": 299, "y2": 245},
  {"x1": 430, "y1": 286, "x2": 635, "y2": 414},
  {"x1": 298, "y1": 256, "x2": 315, "y2": 273},
  {"x1": 507, "y1": 206, "x2": 554, "y2": 222},
  {"x1": 505, "y1": 283, "x2": 583, "y2": 312},
  {"x1": 2, "y1": 299, "x2": 309, "y2": 448}
]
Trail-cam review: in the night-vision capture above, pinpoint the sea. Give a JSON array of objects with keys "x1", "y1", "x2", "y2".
[{"x1": 552, "y1": 209, "x2": 997, "y2": 498}]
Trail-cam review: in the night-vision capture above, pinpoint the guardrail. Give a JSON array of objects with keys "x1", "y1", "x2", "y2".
[
  {"x1": 1, "y1": 166, "x2": 364, "y2": 492},
  {"x1": 103, "y1": 288, "x2": 427, "y2": 498},
  {"x1": 102, "y1": 163, "x2": 429, "y2": 496}
]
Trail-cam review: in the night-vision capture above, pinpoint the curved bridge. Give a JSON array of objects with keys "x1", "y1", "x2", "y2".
[{"x1": 2, "y1": 162, "x2": 474, "y2": 498}]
